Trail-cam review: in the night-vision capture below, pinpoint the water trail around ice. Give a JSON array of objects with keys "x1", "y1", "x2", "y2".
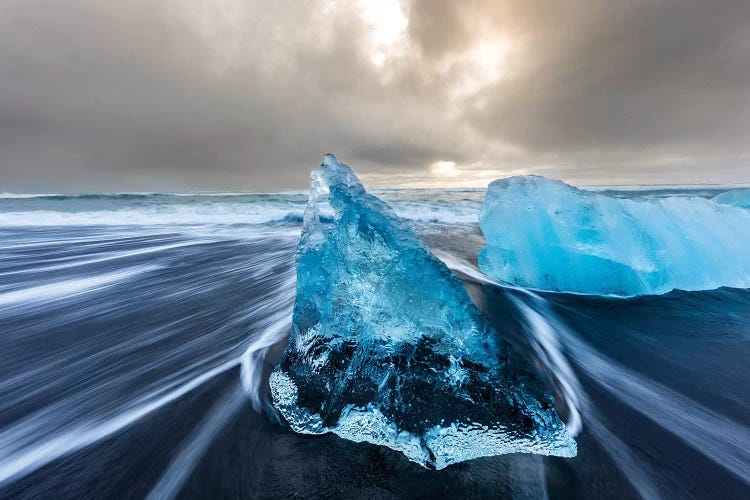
[
  {"x1": 512, "y1": 298, "x2": 662, "y2": 499},
  {"x1": 442, "y1": 250, "x2": 750, "y2": 489},
  {"x1": 146, "y1": 384, "x2": 248, "y2": 500},
  {"x1": 514, "y1": 291, "x2": 750, "y2": 492},
  {"x1": 0, "y1": 226, "x2": 297, "y2": 487},
  {"x1": 438, "y1": 252, "x2": 661, "y2": 498}
]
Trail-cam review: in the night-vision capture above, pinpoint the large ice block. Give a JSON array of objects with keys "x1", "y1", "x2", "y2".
[
  {"x1": 479, "y1": 176, "x2": 750, "y2": 295},
  {"x1": 270, "y1": 155, "x2": 575, "y2": 469}
]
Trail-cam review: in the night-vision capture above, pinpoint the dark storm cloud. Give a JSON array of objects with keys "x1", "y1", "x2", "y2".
[{"x1": 1, "y1": 0, "x2": 749, "y2": 192}]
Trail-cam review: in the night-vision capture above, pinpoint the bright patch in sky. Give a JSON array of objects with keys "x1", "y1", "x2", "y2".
[
  {"x1": 450, "y1": 37, "x2": 513, "y2": 98},
  {"x1": 358, "y1": 0, "x2": 408, "y2": 66},
  {"x1": 431, "y1": 160, "x2": 460, "y2": 177}
]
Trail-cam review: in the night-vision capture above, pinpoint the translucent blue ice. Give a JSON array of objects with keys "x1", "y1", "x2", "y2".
[
  {"x1": 714, "y1": 188, "x2": 750, "y2": 210},
  {"x1": 479, "y1": 176, "x2": 750, "y2": 296},
  {"x1": 270, "y1": 155, "x2": 575, "y2": 469}
]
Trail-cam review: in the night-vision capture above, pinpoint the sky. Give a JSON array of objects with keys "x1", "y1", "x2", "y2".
[{"x1": 1, "y1": 0, "x2": 749, "y2": 192}]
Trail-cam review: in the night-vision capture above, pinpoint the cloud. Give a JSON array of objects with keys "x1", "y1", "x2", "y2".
[{"x1": 1, "y1": 0, "x2": 749, "y2": 192}]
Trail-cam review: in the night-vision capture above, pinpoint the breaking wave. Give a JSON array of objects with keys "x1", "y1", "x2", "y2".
[{"x1": 0, "y1": 190, "x2": 483, "y2": 226}]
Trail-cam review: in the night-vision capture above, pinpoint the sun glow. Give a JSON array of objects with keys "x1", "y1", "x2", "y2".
[
  {"x1": 358, "y1": 0, "x2": 408, "y2": 66},
  {"x1": 448, "y1": 37, "x2": 512, "y2": 98},
  {"x1": 431, "y1": 160, "x2": 460, "y2": 177}
]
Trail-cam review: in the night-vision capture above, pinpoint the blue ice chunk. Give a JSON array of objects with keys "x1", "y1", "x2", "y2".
[
  {"x1": 479, "y1": 176, "x2": 750, "y2": 296},
  {"x1": 714, "y1": 188, "x2": 750, "y2": 210},
  {"x1": 270, "y1": 155, "x2": 576, "y2": 469}
]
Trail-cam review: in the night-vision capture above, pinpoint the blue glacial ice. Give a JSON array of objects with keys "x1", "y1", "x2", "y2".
[
  {"x1": 478, "y1": 176, "x2": 750, "y2": 296},
  {"x1": 270, "y1": 155, "x2": 576, "y2": 469},
  {"x1": 714, "y1": 188, "x2": 750, "y2": 210}
]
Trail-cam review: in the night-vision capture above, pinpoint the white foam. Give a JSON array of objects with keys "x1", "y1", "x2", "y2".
[
  {"x1": 0, "y1": 202, "x2": 482, "y2": 227},
  {"x1": 0, "y1": 241, "x2": 213, "y2": 276},
  {"x1": 0, "y1": 204, "x2": 304, "y2": 226},
  {"x1": 0, "y1": 266, "x2": 160, "y2": 307},
  {"x1": 146, "y1": 385, "x2": 247, "y2": 500},
  {"x1": 0, "y1": 193, "x2": 62, "y2": 199},
  {"x1": 517, "y1": 292, "x2": 750, "y2": 489},
  {"x1": 0, "y1": 358, "x2": 239, "y2": 487},
  {"x1": 391, "y1": 202, "x2": 480, "y2": 224}
]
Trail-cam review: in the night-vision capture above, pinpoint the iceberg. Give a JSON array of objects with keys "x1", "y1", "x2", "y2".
[
  {"x1": 478, "y1": 176, "x2": 750, "y2": 296},
  {"x1": 270, "y1": 155, "x2": 576, "y2": 469},
  {"x1": 714, "y1": 188, "x2": 750, "y2": 210}
]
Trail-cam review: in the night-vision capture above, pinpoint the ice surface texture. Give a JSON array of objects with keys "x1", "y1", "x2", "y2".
[
  {"x1": 270, "y1": 155, "x2": 575, "y2": 469},
  {"x1": 479, "y1": 176, "x2": 750, "y2": 296},
  {"x1": 714, "y1": 188, "x2": 750, "y2": 210}
]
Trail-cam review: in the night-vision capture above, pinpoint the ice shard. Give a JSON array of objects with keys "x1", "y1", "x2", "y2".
[
  {"x1": 270, "y1": 155, "x2": 576, "y2": 469},
  {"x1": 478, "y1": 176, "x2": 750, "y2": 296}
]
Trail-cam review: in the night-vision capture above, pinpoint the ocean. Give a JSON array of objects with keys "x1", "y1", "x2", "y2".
[{"x1": 0, "y1": 187, "x2": 748, "y2": 499}]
